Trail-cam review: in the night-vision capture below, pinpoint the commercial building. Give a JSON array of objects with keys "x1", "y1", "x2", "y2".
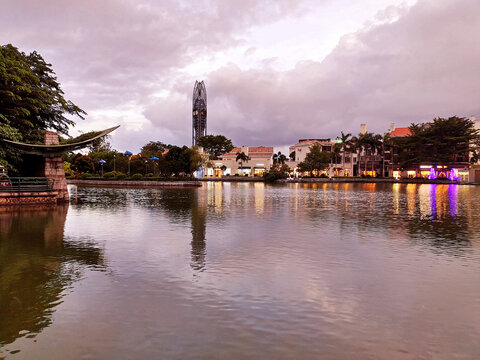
[{"x1": 202, "y1": 145, "x2": 274, "y2": 177}]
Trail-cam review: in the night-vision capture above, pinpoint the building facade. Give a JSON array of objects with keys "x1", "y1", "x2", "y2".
[{"x1": 202, "y1": 146, "x2": 274, "y2": 177}]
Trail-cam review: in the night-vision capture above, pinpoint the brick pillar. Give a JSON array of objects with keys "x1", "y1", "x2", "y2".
[{"x1": 44, "y1": 132, "x2": 69, "y2": 202}]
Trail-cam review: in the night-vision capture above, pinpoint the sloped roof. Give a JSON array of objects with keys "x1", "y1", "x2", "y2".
[
  {"x1": 0, "y1": 126, "x2": 120, "y2": 156},
  {"x1": 390, "y1": 127, "x2": 412, "y2": 137}
]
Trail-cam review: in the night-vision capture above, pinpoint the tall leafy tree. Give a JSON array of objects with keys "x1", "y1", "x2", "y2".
[
  {"x1": 235, "y1": 151, "x2": 250, "y2": 174},
  {"x1": 0, "y1": 44, "x2": 85, "y2": 171},
  {"x1": 197, "y1": 135, "x2": 234, "y2": 159},
  {"x1": 140, "y1": 141, "x2": 171, "y2": 157},
  {"x1": 394, "y1": 116, "x2": 480, "y2": 168},
  {"x1": 273, "y1": 151, "x2": 287, "y2": 164}
]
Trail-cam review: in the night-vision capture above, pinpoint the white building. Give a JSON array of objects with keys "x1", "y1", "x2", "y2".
[{"x1": 203, "y1": 145, "x2": 274, "y2": 177}]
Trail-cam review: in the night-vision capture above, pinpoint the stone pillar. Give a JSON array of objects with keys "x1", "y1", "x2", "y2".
[{"x1": 44, "y1": 132, "x2": 69, "y2": 202}]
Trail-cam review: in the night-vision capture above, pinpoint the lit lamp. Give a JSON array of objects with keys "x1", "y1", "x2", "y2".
[{"x1": 98, "y1": 159, "x2": 106, "y2": 177}]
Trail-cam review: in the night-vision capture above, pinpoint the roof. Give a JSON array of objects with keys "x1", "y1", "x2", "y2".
[
  {"x1": 390, "y1": 127, "x2": 412, "y2": 137},
  {"x1": 222, "y1": 146, "x2": 274, "y2": 158},
  {"x1": 294, "y1": 139, "x2": 335, "y2": 146},
  {"x1": 0, "y1": 126, "x2": 120, "y2": 156}
]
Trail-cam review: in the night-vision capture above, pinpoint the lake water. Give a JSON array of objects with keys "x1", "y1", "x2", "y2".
[{"x1": 1, "y1": 182, "x2": 480, "y2": 359}]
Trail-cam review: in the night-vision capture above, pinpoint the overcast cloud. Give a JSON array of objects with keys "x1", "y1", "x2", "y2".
[{"x1": 2, "y1": 0, "x2": 479, "y2": 151}]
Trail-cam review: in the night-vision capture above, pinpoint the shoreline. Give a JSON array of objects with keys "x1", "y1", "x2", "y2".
[
  {"x1": 67, "y1": 177, "x2": 477, "y2": 187},
  {"x1": 67, "y1": 179, "x2": 202, "y2": 187}
]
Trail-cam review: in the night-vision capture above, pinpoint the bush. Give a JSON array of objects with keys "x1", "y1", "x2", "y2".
[
  {"x1": 145, "y1": 173, "x2": 154, "y2": 178},
  {"x1": 263, "y1": 171, "x2": 287, "y2": 183},
  {"x1": 131, "y1": 173, "x2": 144, "y2": 180},
  {"x1": 320, "y1": 173, "x2": 328, "y2": 178},
  {"x1": 80, "y1": 173, "x2": 93, "y2": 179},
  {"x1": 115, "y1": 172, "x2": 127, "y2": 180},
  {"x1": 103, "y1": 171, "x2": 116, "y2": 179}
]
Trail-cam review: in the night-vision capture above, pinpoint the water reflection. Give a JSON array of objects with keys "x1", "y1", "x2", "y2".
[
  {"x1": 3, "y1": 183, "x2": 480, "y2": 359},
  {"x1": 0, "y1": 205, "x2": 106, "y2": 348}
]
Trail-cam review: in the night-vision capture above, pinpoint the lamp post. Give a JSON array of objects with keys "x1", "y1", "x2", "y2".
[
  {"x1": 149, "y1": 157, "x2": 159, "y2": 176},
  {"x1": 98, "y1": 159, "x2": 106, "y2": 177},
  {"x1": 124, "y1": 151, "x2": 133, "y2": 176},
  {"x1": 145, "y1": 160, "x2": 148, "y2": 175},
  {"x1": 113, "y1": 154, "x2": 116, "y2": 173}
]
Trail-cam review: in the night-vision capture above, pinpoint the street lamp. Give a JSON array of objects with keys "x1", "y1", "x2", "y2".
[
  {"x1": 124, "y1": 151, "x2": 133, "y2": 176},
  {"x1": 98, "y1": 159, "x2": 106, "y2": 177},
  {"x1": 149, "y1": 156, "x2": 159, "y2": 176}
]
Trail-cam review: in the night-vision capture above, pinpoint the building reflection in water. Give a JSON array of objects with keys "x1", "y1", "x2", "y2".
[
  {"x1": 144, "y1": 188, "x2": 208, "y2": 272},
  {"x1": 0, "y1": 205, "x2": 106, "y2": 347},
  {"x1": 191, "y1": 189, "x2": 207, "y2": 271}
]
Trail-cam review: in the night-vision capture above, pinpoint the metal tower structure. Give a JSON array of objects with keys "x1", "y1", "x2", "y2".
[{"x1": 192, "y1": 80, "x2": 207, "y2": 146}]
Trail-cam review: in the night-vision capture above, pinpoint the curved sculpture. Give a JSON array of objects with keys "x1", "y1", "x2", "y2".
[{"x1": 0, "y1": 126, "x2": 120, "y2": 156}]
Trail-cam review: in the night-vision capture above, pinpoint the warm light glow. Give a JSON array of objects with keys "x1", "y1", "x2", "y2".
[
  {"x1": 407, "y1": 170, "x2": 416, "y2": 178},
  {"x1": 393, "y1": 171, "x2": 400, "y2": 180}
]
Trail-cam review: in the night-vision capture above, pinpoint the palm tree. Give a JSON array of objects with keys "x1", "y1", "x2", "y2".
[
  {"x1": 273, "y1": 151, "x2": 287, "y2": 164},
  {"x1": 236, "y1": 152, "x2": 250, "y2": 175},
  {"x1": 339, "y1": 131, "x2": 352, "y2": 175}
]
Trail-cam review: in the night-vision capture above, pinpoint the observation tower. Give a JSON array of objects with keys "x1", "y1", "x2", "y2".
[{"x1": 192, "y1": 81, "x2": 207, "y2": 146}]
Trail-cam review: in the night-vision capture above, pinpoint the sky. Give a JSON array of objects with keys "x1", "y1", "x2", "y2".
[{"x1": 2, "y1": 0, "x2": 480, "y2": 153}]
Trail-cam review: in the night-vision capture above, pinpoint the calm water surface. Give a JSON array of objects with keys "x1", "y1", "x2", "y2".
[{"x1": 1, "y1": 183, "x2": 480, "y2": 359}]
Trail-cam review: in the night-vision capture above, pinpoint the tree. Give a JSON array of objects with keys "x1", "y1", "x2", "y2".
[
  {"x1": 197, "y1": 135, "x2": 234, "y2": 159},
  {"x1": 338, "y1": 131, "x2": 352, "y2": 171},
  {"x1": 140, "y1": 141, "x2": 171, "y2": 157},
  {"x1": 165, "y1": 146, "x2": 202, "y2": 176},
  {"x1": 235, "y1": 152, "x2": 250, "y2": 175},
  {"x1": 289, "y1": 151, "x2": 296, "y2": 161},
  {"x1": 0, "y1": 44, "x2": 85, "y2": 171},
  {"x1": 297, "y1": 143, "x2": 331, "y2": 176},
  {"x1": 273, "y1": 151, "x2": 287, "y2": 164},
  {"x1": 394, "y1": 116, "x2": 480, "y2": 169}
]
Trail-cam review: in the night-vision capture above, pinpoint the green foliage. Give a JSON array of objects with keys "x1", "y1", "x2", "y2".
[
  {"x1": 0, "y1": 44, "x2": 85, "y2": 171},
  {"x1": 80, "y1": 173, "x2": 93, "y2": 179},
  {"x1": 264, "y1": 163, "x2": 290, "y2": 182},
  {"x1": 140, "y1": 141, "x2": 171, "y2": 157},
  {"x1": 273, "y1": 151, "x2": 287, "y2": 164},
  {"x1": 131, "y1": 173, "x2": 143, "y2": 180},
  {"x1": 197, "y1": 135, "x2": 234, "y2": 159},
  {"x1": 393, "y1": 116, "x2": 480, "y2": 168},
  {"x1": 115, "y1": 172, "x2": 126, "y2": 180},
  {"x1": 297, "y1": 144, "x2": 331, "y2": 174},
  {"x1": 103, "y1": 171, "x2": 117, "y2": 179},
  {"x1": 165, "y1": 146, "x2": 202, "y2": 175}
]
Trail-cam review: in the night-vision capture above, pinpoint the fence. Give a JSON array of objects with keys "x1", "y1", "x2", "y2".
[{"x1": 0, "y1": 177, "x2": 55, "y2": 193}]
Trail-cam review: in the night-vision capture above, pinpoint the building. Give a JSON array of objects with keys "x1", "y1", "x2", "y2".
[
  {"x1": 288, "y1": 137, "x2": 355, "y2": 177},
  {"x1": 202, "y1": 146, "x2": 274, "y2": 177},
  {"x1": 192, "y1": 81, "x2": 207, "y2": 146},
  {"x1": 388, "y1": 122, "x2": 472, "y2": 181}
]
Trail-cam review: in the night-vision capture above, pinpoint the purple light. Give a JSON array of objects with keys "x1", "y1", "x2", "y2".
[
  {"x1": 428, "y1": 168, "x2": 437, "y2": 180},
  {"x1": 448, "y1": 168, "x2": 459, "y2": 181}
]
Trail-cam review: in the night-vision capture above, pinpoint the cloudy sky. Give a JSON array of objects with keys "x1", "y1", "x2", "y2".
[{"x1": 2, "y1": 0, "x2": 479, "y2": 152}]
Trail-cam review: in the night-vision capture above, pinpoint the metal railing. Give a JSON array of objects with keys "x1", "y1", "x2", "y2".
[{"x1": 0, "y1": 177, "x2": 55, "y2": 193}]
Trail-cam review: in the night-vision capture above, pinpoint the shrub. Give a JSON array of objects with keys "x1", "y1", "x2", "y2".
[
  {"x1": 103, "y1": 171, "x2": 116, "y2": 179},
  {"x1": 80, "y1": 173, "x2": 93, "y2": 179},
  {"x1": 145, "y1": 173, "x2": 154, "y2": 178},
  {"x1": 320, "y1": 173, "x2": 328, "y2": 178},
  {"x1": 131, "y1": 173, "x2": 144, "y2": 180},
  {"x1": 115, "y1": 172, "x2": 127, "y2": 180}
]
